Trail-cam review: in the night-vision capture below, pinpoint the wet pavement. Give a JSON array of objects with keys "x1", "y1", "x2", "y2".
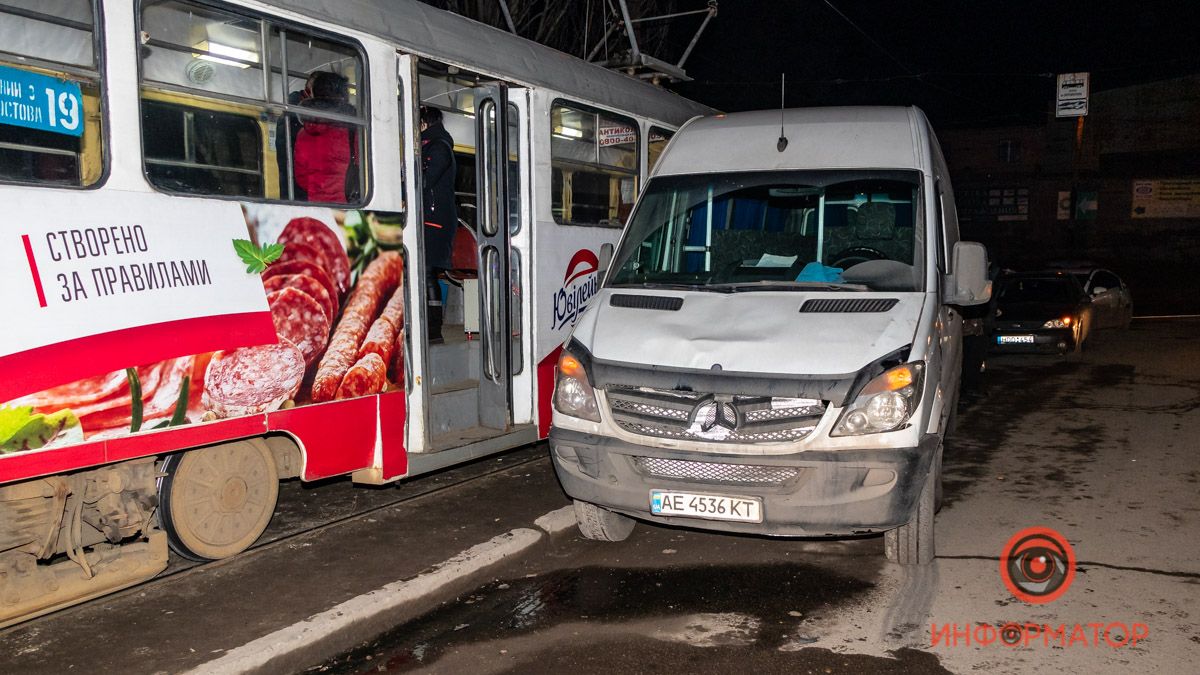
[
  {"x1": 310, "y1": 319, "x2": 1200, "y2": 674},
  {"x1": 0, "y1": 446, "x2": 569, "y2": 674}
]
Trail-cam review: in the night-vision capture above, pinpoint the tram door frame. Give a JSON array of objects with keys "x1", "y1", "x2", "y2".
[{"x1": 400, "y1": 53, "x2": 530, "y2": 454}]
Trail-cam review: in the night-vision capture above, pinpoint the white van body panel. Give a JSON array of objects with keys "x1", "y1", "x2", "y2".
[
  {"x1": 575, "y1": 289, "x2": 925, "y2": 377},
  {"x1": 654, "y1": 107, "x2": 926, "y2": 177}
]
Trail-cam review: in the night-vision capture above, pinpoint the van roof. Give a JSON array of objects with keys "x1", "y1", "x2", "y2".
[{"x1": 653, "y1": 107, "x2": 933, "y2": 176}]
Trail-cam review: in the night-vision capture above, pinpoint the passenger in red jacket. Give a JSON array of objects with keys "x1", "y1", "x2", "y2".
[{"x1": 293, "y1": 72, "x2": 358, "y2": 203}]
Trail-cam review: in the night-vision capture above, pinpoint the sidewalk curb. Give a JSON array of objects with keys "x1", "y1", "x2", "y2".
[{"x1": 187, "y1": 527, "x2": 544, "y2": 675}]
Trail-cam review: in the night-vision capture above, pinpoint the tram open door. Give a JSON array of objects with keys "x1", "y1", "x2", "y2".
[{"x1": 399, "y1": 55, "x2": 533, "y2": 471}]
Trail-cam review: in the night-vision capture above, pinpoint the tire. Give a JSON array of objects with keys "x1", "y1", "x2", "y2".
[
  {"x1": 884, "y1": 459, "x2": 937, "y2": 565},
  {"x1": 159, "y1": 439, "x2": 280, "y2": 561},
  {"x1": 574, "y1": 499, "x2": 636, "y2": 542}
]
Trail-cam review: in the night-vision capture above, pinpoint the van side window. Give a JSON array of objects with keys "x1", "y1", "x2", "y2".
[
  {"x1": 0, "y1": 1, "x2": 104, "y2": 187},
  {"x1": 550, "y1": 101, "x2": 638, "y2": 227},
  {"x1": 647, "y1": 126, "x2": 674, "y2": 173},
  {"x1": 139, "y1": 0, "x2": 368, "y2": 203}
]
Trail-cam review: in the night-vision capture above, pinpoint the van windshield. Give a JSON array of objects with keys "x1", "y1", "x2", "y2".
[{"x1": 608, "y1": 170, "x2": 925, "y2": 292}]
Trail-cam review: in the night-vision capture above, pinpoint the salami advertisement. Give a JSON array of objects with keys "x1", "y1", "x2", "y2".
[
  {"x1": 0, "y1": 191, "x2": 276, "y2": 402},
  {"x1": 1, "y1": 200, "x2": 408, "y2": 458}
]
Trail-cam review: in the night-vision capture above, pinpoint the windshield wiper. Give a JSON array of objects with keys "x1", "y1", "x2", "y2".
[{"x1": 706, "y1": 281, "x2": 869, "y2": 293}]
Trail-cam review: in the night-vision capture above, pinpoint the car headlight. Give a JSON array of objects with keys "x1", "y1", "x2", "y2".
[
  {"x1": 1042, "y1": 316, "x2": 1072, "y2": 329},
  {"x1": 553, "y1": 348, "x2": 601, "y2": 422},
  {"x1": 832, "y1": 362, "x2": 924, "y2": 436}
]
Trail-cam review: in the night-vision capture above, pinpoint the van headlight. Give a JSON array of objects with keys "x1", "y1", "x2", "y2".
[
  {"x1": 553, "y1": 347, "x2": 601, "y2": 422},
  {"x1": 832, "y1": 362, "x2": 924, "y2": 436}
]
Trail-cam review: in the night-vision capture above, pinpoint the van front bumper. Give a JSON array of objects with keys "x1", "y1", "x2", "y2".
[{"x1": 550, "y1": 428, "x2": 940, "y2": 537}]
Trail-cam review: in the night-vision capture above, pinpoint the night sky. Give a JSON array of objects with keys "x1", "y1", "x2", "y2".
[{"x1": 663, "y1": 1, "x2": 1200, "y2": 127}]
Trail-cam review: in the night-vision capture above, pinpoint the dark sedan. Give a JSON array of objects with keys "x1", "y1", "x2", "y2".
[{"x1": 992, "y1": 272, "x2": 1094, "y2": 355}]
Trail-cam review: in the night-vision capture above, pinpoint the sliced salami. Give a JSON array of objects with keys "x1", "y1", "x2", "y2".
[
  {"x1": 263, "y1": 273, "x2": 335, "y2": 324},
  {"x1": 278, "y1": 217, "x2": 351, "y2": 296},
  {"x1": 274, "y1": 241, "x2": 326, "y2": 272},
  {"x1": 335, "y1": 353, "x2": 387, "y2": 399},
  {"x1": 66, "y1": 362, "x2": 168, "y2": 420},
  {"x1": 267, "y1": 288, "x2": 331, "y2": 367},
  {"x1": 203, "y1": 342, "x2": 305, "y2": 418},
  {"x1": 82, "y1": 357, "x2": 195, "y2": 432},
  {"x1": 262, "y1": 260, "x2": 338, "y2": 308},
  {"x1": 12, "y1": 369, "x2": 132, "y2": 413}
]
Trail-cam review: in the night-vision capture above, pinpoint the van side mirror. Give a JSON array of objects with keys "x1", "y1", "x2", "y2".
[
  {"x1": 598, "y1": 242, "x2": 614, "y2": 277},
  {"x1": 945, "y1": 241, "x2": 991, "y2": 306}
]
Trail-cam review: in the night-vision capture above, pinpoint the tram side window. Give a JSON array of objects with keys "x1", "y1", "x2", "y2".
[
  {"x1": 143, "y1": 101, "x2": 263, "y2": 197},
  {"x1": 550, "y1": 102, "x2": 638, "y2": 227},
  {"x1": 138, "y1": 0, "x2": 368, "y2": 203},
  {"x1": 647, "y1": 126, "x2": 674, "y2": 173},
  {"x1": 0, "y1": 1, "x2": 104, "y2": 187}
]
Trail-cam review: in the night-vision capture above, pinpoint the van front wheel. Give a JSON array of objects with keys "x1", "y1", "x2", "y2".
[
  {"x1": 574, "y1": 500, "x2": 636, "y2": 542},
  {"x1": 884, "y1": 462, "x2": 937, "y2": 565}
]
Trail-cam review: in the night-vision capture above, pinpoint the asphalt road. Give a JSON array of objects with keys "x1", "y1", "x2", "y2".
[{"x1": 311, "y1": 318, "x2": 1200, "y2": 674}]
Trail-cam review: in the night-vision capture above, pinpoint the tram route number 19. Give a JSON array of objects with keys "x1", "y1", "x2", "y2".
[
  {"x1": 43, "y1": 88, "x2": 81, "y2": 132},
  {"x1": 0, "y1": 64, "x2": 84, "y2": 137}
]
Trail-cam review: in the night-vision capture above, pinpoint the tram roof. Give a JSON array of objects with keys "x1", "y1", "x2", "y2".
[
  {"x1": 267, "y1": 0, "x2": 714, "y2": 125},
  {"x1": 653, "y1": 107, "x2": 933, "y2": 176}
]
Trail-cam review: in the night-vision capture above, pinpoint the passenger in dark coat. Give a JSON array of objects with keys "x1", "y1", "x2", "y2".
[{"x1": 420, "y1": 106, "x2": 457, "y2": 342}]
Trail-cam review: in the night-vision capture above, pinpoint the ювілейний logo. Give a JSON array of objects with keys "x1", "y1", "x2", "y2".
[
  {"x1": 552, "y1": 249, "x2": 599, "y2": 330},
  {"x1": 999, "y1": 526, "x2": 1076, "y2": 604}
]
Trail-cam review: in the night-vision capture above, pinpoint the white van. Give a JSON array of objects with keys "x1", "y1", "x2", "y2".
[{"x1": 549, "y1": 107, "x2": 991, "y2": 565}]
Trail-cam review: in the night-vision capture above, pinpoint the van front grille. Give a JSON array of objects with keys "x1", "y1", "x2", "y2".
[
  {"x1": 633, "y1": 456, "x2": 802, "y2": 486},
  {"x1": 607, "y1": 386, "x2": 826, "y2": 444}
]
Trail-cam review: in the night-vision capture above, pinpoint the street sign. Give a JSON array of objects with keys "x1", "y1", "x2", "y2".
[{"x1": 1056, "y1": 72, "x2": 1089, "y2": 117}]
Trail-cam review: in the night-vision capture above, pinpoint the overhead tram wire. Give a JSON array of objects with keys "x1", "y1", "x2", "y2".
[
  {"x1": 820, "y1": 0, "x2": 915, "y2": 77},
  {"x1": 818, "y1": 0, "x2": 992, "y2": 110}
]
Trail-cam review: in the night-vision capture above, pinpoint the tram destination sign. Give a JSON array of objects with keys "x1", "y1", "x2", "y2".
[{"x1": 0, "y1": 65, "x2": 85, "y2": 137}]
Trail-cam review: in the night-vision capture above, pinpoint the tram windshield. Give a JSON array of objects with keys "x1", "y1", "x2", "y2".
[{"x1": 608, "y1": 170, "x2": 925, "y2": 292}]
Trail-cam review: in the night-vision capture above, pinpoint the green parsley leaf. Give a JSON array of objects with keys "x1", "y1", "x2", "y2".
[
  {"x1": 233, "y1": 239, "x2": 286, "y2": 274},
  {"x1": 0, "y1": 405, "x2": 36, "y2": 442}
]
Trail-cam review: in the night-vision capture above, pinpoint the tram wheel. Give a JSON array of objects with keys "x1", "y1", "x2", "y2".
[{"x1": 158, "y1": 439, "x2": 279, "y2": 561}]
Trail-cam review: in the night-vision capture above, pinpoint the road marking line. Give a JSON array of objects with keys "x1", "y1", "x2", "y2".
[
  {"x1": 187, "y1": 527, "x2": 543, "y2": 675},
  {"x1": 534, "y1": 505, "x2": 577, "y2": 535}
]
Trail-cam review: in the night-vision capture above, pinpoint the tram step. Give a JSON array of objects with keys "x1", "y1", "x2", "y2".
[
  {"x1": 430, "y1": 382, "x2": 480, "y2": 435},
  {"x1": 428, "y1": 338, "x2": 480, "y2": 388}
]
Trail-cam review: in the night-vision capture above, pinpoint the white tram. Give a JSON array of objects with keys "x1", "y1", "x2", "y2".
[{"x1": 0, "y1": 0, "x2": 711, "y2": 626}]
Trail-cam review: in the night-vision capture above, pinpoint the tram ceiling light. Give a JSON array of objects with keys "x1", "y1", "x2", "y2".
[
  {"x1": 553, "y1": 126, "x2": 583, "y2": 139},
  {"x1": 193, "y1": 40, "x2": 259, "y2": 69}
]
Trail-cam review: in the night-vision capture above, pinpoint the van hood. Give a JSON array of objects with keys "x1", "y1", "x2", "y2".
[{"x1": 574, "y1": 289, "x2": 925, "y2": 376}]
